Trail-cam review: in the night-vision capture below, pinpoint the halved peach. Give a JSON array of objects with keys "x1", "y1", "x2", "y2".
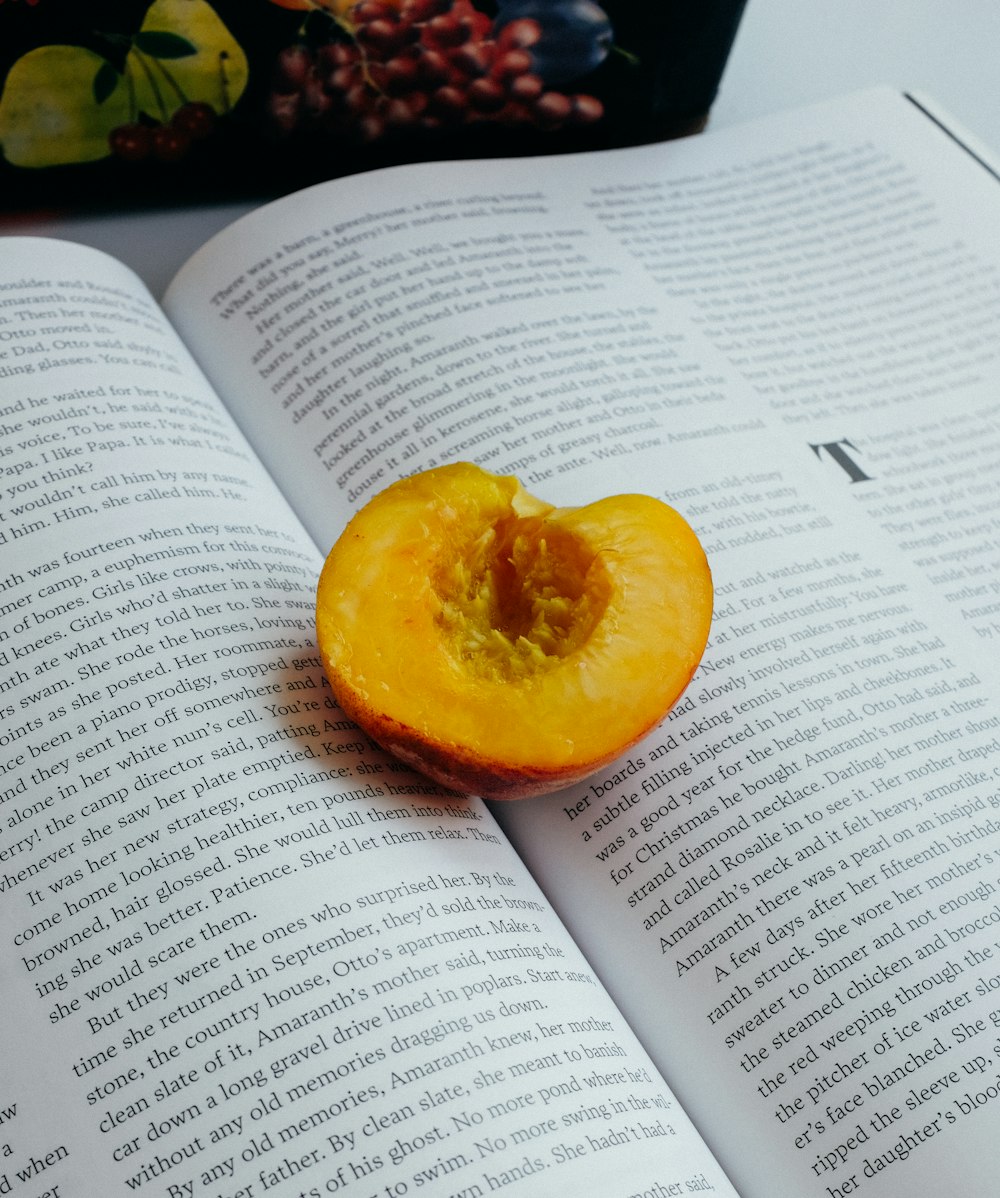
[{"x1": 315, "y1": 462, "x2": 712, "y2": 800}]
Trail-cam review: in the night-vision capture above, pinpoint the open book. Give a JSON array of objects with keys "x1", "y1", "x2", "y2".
[{"x1": 3, "y1": 86, "x2": 1000, "y2": 1198}]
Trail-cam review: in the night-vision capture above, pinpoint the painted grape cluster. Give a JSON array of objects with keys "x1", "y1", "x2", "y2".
[{"x1": 268, "y1": 0, "x2": 613, "y2": 143}]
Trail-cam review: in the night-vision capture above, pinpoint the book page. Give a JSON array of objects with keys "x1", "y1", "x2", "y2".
[
  {"x1": 158, "y1": 88, "x2": 1000, "y2": 1197},
  {"x1": 485, "y1": 101, "x2": 1000, "y2": 1198},
  {"x1": 494, "y1": 432, "x2": 1000, "y2": 1198},
  {"x1": 0, "y1": 239, "x2": 735, "y2": 1197}
]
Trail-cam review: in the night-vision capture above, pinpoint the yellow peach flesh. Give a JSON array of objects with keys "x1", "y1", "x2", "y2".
[{"x1": 316, "y1": 462, "x2": 713, "y2": 799}]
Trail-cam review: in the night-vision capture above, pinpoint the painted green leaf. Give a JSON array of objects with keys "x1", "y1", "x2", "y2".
[
  {"x1": 93, "y1": 60, "x2": 121, "y2": 105},
  {"x1": 133, "y1": 32, "x2": 198, "y2": 59}
]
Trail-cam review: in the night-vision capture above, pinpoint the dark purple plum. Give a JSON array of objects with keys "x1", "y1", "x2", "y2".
[{"x1": 495, "y1": 0, "x2": 613, "y2": 84}]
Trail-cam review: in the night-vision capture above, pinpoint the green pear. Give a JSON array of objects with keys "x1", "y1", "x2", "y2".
[{"x1": 0, "y1": 45, "x2": 130, "y2": 168}]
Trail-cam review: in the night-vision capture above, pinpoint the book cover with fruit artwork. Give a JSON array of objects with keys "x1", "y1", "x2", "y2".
[{"x1": 0, "y1": 0, "x2": 745, "y2": 211}]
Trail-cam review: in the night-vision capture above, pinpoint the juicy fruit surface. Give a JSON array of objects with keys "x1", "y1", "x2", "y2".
[{"x1": 315, "y1": 462, "x2": 713, "y2": 799}]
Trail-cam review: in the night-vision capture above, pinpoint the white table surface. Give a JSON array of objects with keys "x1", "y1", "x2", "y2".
[{"x1": 3, "y1": 0, "x2": 998, "y2": 299}]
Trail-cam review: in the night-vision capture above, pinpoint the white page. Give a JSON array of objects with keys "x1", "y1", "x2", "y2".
[
  {"x1": 493, "y1": 427, "x2": 1000, "y2": 1198},
  {"x1": 0, "y1": 239, "x2": 734, "y2": 1196},
  {"x1": 159, "y1": 88, "x2": 1000, "y2": 1197}
]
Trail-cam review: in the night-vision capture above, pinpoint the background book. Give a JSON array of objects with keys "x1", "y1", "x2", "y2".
[{"x1": 0, "y1": 0, "x2": 745, "y2": 211}]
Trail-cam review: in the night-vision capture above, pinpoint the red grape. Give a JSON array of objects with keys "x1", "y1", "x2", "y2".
[{"x1": 265, "y1": 0, "x2": 604, "y2": 143}]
